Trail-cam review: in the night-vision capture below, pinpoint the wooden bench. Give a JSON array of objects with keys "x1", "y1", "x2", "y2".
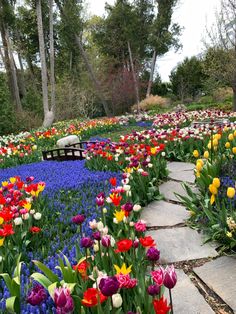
[{"x1": 42, "y1": 141, "x2": 96, "y2": 161}]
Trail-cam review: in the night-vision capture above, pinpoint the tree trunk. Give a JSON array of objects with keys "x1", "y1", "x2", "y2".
[
  {"x1": 75, "y1": 35, "x2": 112, "y2": 117},
  {"x1": 15, "y1": 30, "x2": 26, "y2": 97},
  {"x1": 127, "y1": 41, "x2": 140, "y2": 112},
  {"x1": 0, "y1": 20, "x2": 22, "y2": 111},
  {"x1": 146, "y1": 50, "x2": 157, "y2": 98},
  {"x1": 17, "y1": 52, "x2": 26, "y2": 97},
  {"x1": 5, "y1": 28, "x2": 22, "y2": 112},
  {"x1": 233, "y1": 86, "x2": 236, "y2": 112},
  {"x1": 49, "y1": 0, "x2": 56, "y2": 114},
  {"x1": 36, "y1": 0, "x2": 54, "y2": 128}
]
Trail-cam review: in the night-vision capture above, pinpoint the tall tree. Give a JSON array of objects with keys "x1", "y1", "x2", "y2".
[
  {"x1": 170, "y1": 56, "x2": 205, "y2": 101},
  {"x1": 36, "y1": 0, "x2": 55, "y2": 127},
  {"x1": 146, "y1": 0, "x2": 181, "y2": 97},
  {"x1": 55, "y1": 0, "x2": 112, "y2": 117},
  {"x1": 0, "y1": 0, "x2": 22, "y2": 111},
  {"x1": 205, "y1": 0, "x2": 236, "y2": 111}
]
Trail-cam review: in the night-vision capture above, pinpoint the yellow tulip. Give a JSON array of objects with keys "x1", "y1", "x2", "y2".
[
  {"x1": 114, "y1": 210, "x2": 125, "y2": 223},
  {"x1": 195, "y1": 171, "x2": 201, "y2": 178},
  {"x1": 227, "y1": 187, "x2": 235, "y2": 199},
  {"x1": 193, "y1": 150, "x2": 199, "y2": 158},
  {"x1": 234, "y1": 130, "x2": 236, "y2": 137},
  {"x1": 196, "y1": 162, "x2": 202, "y2": 172},
  {"x1": 225, "y1": 142, "x2": 230, "y2": 149},
  {"x1": 0, "y1": 237, "x2": 5, "y2": 247},
  {"x1": 210, "y1": 194, "x2": 215, "y2": 205},
  {"x1": 114, "y1": 263, "x2": 132, "y2": 275},
  {"x1": 0, "y1": 217, "x2": 4, "y2": 225},
  {"x1": 209, "y1": 184, "x2": 218, "y2": 195},
  {"x1": 213, "y1": 139, "x2": 218, "y2": 146},
  {"x1": 207, "y1": 142, "x2": 212, "y2": 150},
  {"x1": 226, "y1": 231, "x2": 233, "y2": 238},
  {"x1": 196, "y1": 159, "x2": 204, "y2": 166},
  {"x1": 216, "y1": 133, "x2": 221, "y2": 140},
  {"x1": 232, "y1": 147, "x2": 236, "y2": 154},
  {"x1": 228, "y1": 133, "x2": 234, "y2": 141},
  {"x1": 203, "y1": 151, "x2": 209, "y2": 159},
  {"x1": 212, "y1": 178, "x2": 220, "y2": 189},
  {"x1": 9, "y1": 177, "x2": 16, "y2": 184}
]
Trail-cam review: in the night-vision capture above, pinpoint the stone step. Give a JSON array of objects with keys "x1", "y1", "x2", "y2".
[
  {"x1": 194, "y1": 256, "x2": 236, "y2": 312},
  {"x1": 159, "y1": 180, "x2": 197, "y2": 203},
  {"x1": 167, "y1": 161, "x2": 195, "y2": 173},
  {"x1": 141, "y1": 200, "x2": 189, "y2": 227},
  {"x1": 147, "y1": 227, "x2": 218, "y2": 263},
  {"x1": 165, "y1": 270, "x2": 215, "y2": 314},
  {"x1": 168, "y1": 170, "x2": 195, "y2": 184}
]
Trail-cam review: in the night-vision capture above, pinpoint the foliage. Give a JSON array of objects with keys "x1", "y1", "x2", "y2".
[{"x1": 170, "y1": 56, "x2": 206, "y2": 101}]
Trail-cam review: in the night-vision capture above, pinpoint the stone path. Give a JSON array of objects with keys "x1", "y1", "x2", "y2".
[{"x1": 141, "y1": 162, "x2": 235, "y2": 314}]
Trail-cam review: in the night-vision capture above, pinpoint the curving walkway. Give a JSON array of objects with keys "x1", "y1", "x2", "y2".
[{"x1": 141, "y1": 162, "x2": 236, "y2": 314}]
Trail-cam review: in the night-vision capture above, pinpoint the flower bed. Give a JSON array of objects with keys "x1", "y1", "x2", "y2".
[
  {"x1": 0, "y1": 160, "x2": 121, "y2": 312},
  {"x1": 179, "y1": 126, "x2": 236, "y2": 252},
  {"x1": 0, "y1": 118, "x2": 120, "y2": 169}
]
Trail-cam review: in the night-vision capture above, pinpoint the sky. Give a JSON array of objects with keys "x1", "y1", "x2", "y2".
[{"x1": 86, "y1": 0, "x2": 221, "y2": 82}]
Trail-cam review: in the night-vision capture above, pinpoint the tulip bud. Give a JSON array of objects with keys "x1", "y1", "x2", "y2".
[
  {"x1": 112, "y1": 293, "x2": 123, "y2": 308},
  {"x1": 163, "y1": 265, "x2": 177, "y2": 289}
]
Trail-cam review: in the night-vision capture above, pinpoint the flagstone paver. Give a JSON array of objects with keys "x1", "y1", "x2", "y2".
[
  {"x1": 165, "y1": 270, "x2": 215, "y2": 314},
  {"x1": 147, "y1": 227, "x2": 218, "y2": 263},
  {"x1": 159, "y1": 180, "x2": 197, "y2": 202},
  {"x1": 145, "y1": 161, "x2": 234, "y2": 312},
  {"x1": 168, "y1": 170, "x2": 196, "y2": 184},
  {"x1": 167, "y1": 161, "x2": 195, "y2": 172},
  {"x1": 194, "y1": 256, "x2": 236, "y2": 312},
  {"x1": 141, "y1": 200, "x2": 189, "y2": 227}
]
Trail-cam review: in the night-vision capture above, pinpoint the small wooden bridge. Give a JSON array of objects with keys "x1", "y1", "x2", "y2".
[{"x1": 42, "y1": 141, "x2": 96, "y2": 161}]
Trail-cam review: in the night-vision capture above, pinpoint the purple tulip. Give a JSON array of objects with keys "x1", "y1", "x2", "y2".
[
  {"x1": 146, "y1": 247, "x2": 160, "y2": 262},
  {"x1": 54, "y1": 286, "x2": 74, "y2": 313},
  {"x1": 80, "y1": 237, "x2": 93, "y2": 248},
  {"x1": 123, "y1": 202, "x2": 133, "y2": 212},
  {"x1": 99, "y1": 276, "x2": 120, "y2": 296},
  {"x1": 101, "y1": 235, "x2": 111, "y2": 247},
  {"x1": 133, "y1": 239, "x2": 139, "y2": 249},
  {"x1": 27, "y1": 284, "x2": 47, "y2": 306},
  {"x1": 96, "y1": 194, "x2": 105, "y2": 206},
  {"x1": 163, "y1": 265, "x2": 177, "y2": 289},
  {"x1": 147, "y1": 284, "x2": 160, "y2": 296},
  {"x1": 93, "y1": 231, "x2": 101, "y2": 241},
  {"x1": 71, "y1": 214, "x2": 85, "y2": 225}
]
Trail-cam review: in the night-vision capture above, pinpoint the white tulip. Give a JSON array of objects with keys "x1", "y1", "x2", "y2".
[
  {"x1": 34, "y1": 212, "x2": 42, "y2": 220},
  {"x1": 112, "y1": 294, "x2": 123, "y2": 308},
  {"x1": 133, "y1": 204, "x2": 141, "y2": 212},
  {"x1": 14, "y1": 217, "x2": 23, "y2": 225},
  {"x1": 97, "y1": 221, "x2": 104, "y2": 231}
]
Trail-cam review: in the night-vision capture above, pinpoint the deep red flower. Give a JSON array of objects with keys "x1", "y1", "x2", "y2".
[
  {"x1": 81, "y1": 288, "x2": 107, "y2": 307},
  {"x1": 109, "y1": 177, "x2": 117, "y2": 187},
  {"x1": 115, "y1": 239, "x2": 133, "y2": 253},
  {"x1": 30, "y1": 226, "x2": 41, "y2": 233},
  {"x1": 0, "y1": 224, "x2": 14, "y2": 237},
  {"x1": 153, "y1": 296, "x2": 171, "y2": 314},
  {"x1": 139, "y1": 236, "x2": 155, "y2": 247}
]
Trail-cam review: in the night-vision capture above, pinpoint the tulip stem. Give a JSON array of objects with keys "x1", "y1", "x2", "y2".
[{"x1": 169, "y1": 289, "x2": 174, "y2": 314}]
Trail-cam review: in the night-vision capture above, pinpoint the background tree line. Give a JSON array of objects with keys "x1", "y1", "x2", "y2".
[
  {"x1": 0, "y1": 0, "x2": 235, "y2": 135},
  {"x1": 0, "y1": 0, "x2": 181, "y2": 133}
]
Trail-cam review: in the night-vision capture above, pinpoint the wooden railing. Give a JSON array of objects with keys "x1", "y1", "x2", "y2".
[{"x1": 42, "y1": 141, "x2": 97, "y2": 161}]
